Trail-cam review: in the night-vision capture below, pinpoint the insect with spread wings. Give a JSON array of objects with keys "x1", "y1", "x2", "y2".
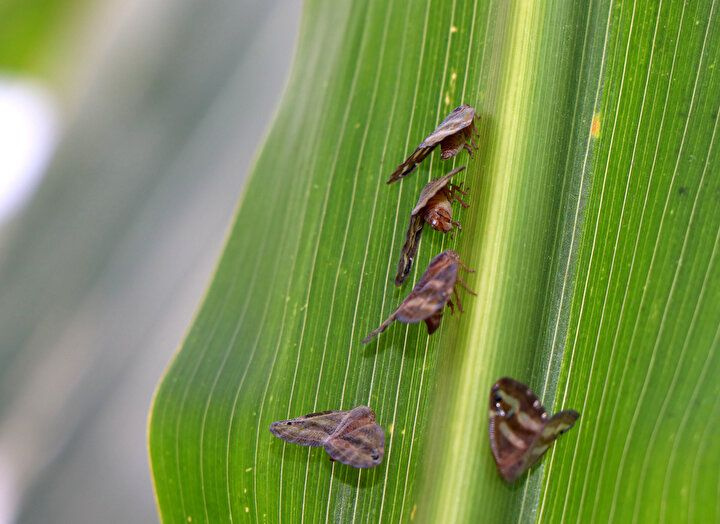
[
  {"x1": 387, "y1": 104, "x2": 479, "y2": 184},
  {"x1": 363, "y1": 250, "x2": 475, "y2": 344},
  {"x1": 269, "y1": 405, "x2": 384, "y2": 468},
  {"x1": 395, "y1": 166, "x2": 470, "y2": 285},
  {"x1": 488, "y1": 377, "x2": 580, "y2": 482}
]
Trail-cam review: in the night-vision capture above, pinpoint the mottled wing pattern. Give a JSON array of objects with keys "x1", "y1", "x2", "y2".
[
  {"x1": 269, "y1": 409, "x2": 346, "y2": 447},
  {"x1": 387, "y1": 106, "x2": 474, "y2": 184},
  {"x1": 395, "y1": 214, "x2": 425, "y2": 286},
  {"x1": 418, "y1": 105, "x2": 475, "y2": 147},
  {"x1": 488, "y1": 377, "x2": 579, "y2": 482},
  {"x1": 413, "y1": 249, "x2": 460, "y2": 289},
  {"x1": 386, "y1": 145, "x2": 436, "y2": 183},
  {"x1": 411, "y1": 166, "x2": 466, "y2": 214},
  {"x1": 394, "y1": 251, "x2": 458, "y2": 324},
  {"x1": 364, "y1": 250, "x2": 460, "y2": 342},
  {"x1": 394, "y1": 270, "x2": 455, "y2": 323},
  {"x1": 324, "y1": 406, "x2": 385, "y2": 468}
]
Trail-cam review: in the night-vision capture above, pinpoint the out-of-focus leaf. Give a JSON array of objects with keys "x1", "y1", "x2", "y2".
[{"x1": 0, "y1": 1, "x2": 300, "y2": 522}]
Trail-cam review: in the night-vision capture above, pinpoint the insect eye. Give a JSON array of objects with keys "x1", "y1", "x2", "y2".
[
  {"x1": 493, "y1": 394, "x2": 502, "y2": 404},
  {"x1": 371, "y1": 452, "x2": 379, "y2": 460},
  {"x1": 286, "y1": 421, "x2": 293, "y2": 425}
]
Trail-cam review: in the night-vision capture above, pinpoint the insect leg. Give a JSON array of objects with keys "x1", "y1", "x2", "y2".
[
  {"x1": 451, "y1": 219, "x2": 463, "y2": 230},
  {"x1": 463, "y1": 143, "x2": 474, "y2": 157},
  {"x1": 448, "y1": 185, "x2": 470, "y2": 208},
  {"x1": 449, "y1": 182, "x2": 470, "y2": 195},
  {"x1": 471, "y1": 120, "x2": 480, "y2": 149},
  {"x1": 453, "y1": 288, "x2": 464, "y2": 313},
  {"x1": 456, "y1": 277, "x2": 477, "y2": 296}
]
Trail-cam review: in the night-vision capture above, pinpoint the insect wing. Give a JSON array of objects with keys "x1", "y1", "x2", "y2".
[
  {"x1": 395, "y1": 251, "x2": 458, "y2": 323},
  {"x1": 324, "y1": 406, "x2": 385, "y2": 468},
  {"x1": 387, "y1": 107, "x2": 475, "y2": 183},
  {"x1": 412, "y1": 250, "x2": 459, "y2": 289},
  {"x1": 411, "y1": 166, "x2": 466, "y2": 215},
  {"x1": 395, "y1": 214, "x2": 424, "y2": 286},
  {"x1": 394, "y1": 272, "x2": 455, "y2": 323},
  {"x1": 537, "y1": 410, "x2": 580, "y2": 450},
  {"x1": 419, "y1": 105, "x2": 475, "y2": 147},
  {"x1": 361, "y1": 312, "x2": 398, "y2": 344},
  {"x1": 269, "y1": 410, "x2": 346, "y2": 447},
  {"x1": 386, "y1": 145, "x2": 436, "y2": 184},
  {"x1": 488, "y1": 378, "x2": 579, "y2": 482}
]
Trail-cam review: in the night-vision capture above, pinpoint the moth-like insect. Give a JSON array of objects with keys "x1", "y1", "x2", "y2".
[
  {"x1": 488, "y1": 377, "x2": 580, "y2": 482},
  {"x1": 362, "y1": 249, "x2": 475, "y2": 344},
  {"x1": 387, "y1": 104, "x2": 479, "y2": 184},
  {"x1": 269, "y1": 405, "x2": 384, "y2": 468},
  {"x1": 395, "y1": 166, "x2": 470, "y2": 285}
]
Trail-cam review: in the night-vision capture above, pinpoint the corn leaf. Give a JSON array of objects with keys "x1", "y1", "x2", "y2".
[{"x1": 149, "y1": 0, "x2": 720, "y2": 521}]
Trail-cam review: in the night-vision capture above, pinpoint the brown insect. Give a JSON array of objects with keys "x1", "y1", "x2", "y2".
[
  {"x1": 387, "y1": 104, "x2": 479, "y2": 184},
  {"x1": 269, "y1": 405, "x2": 384, "y2": 468},
  {"x1": 488, "y1": 377, "x2": 580, "y2": 482},
  {"x1": 362, "y1": 250, "x2": 475, "y2": 344},
  {"x1": 395, "y1": 166, "x2": 470, "y2": 285}
]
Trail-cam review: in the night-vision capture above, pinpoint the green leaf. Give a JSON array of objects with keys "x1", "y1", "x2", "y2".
[{"x1": 148, "y1": 0, "x2": 720, "y2": 522}]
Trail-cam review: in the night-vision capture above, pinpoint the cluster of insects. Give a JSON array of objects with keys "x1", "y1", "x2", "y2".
[{"x1": 270, "y1": 104, "x2": 579, "y2": 483}]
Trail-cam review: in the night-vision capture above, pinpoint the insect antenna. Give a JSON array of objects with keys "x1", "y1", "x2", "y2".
[{"x1": 453, "y1": 288, "x2": 464, "y2": 313}]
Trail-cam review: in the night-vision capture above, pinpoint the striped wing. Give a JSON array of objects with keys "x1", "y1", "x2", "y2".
[
  {"x1": 394, "y1": 251, "x2": 458, "y2": 323},
  {"x1": 364, "y1": 250, "x2": 460, "y2": 343},
  {"x1": 386, "y1": 145, "x2": 436, "y2": 183},
  {"x1": 269, "y1": 409, "x2": 346, "y2": 447},
  {"x1": 324, "y1": 406, "x2": 385, "y2": 468},
  {"x1": 395, "y1": 214, "x2": 424, "y2": 286}
]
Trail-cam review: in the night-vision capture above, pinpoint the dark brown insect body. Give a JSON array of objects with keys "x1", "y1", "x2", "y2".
[
  {"x1": 363, "y1": 250, "x2": 475, "y2": 344},
  {"x1": 488, "y1": 377, "x2": 580, "y2": 482},
  {"x1": 387, "y1": 104, "x2": 479, "y2": 184},
  {"x1": 395, "y1": 166, "x2": 469, "y2": 285},
  {"x1": 269, "y1": 405, "x2": 385, "y2": 468}
]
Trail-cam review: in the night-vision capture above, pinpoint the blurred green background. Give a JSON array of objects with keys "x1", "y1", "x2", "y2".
[{"x1": 0, "y1": 0, "x2": 300, "y2": 522}]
